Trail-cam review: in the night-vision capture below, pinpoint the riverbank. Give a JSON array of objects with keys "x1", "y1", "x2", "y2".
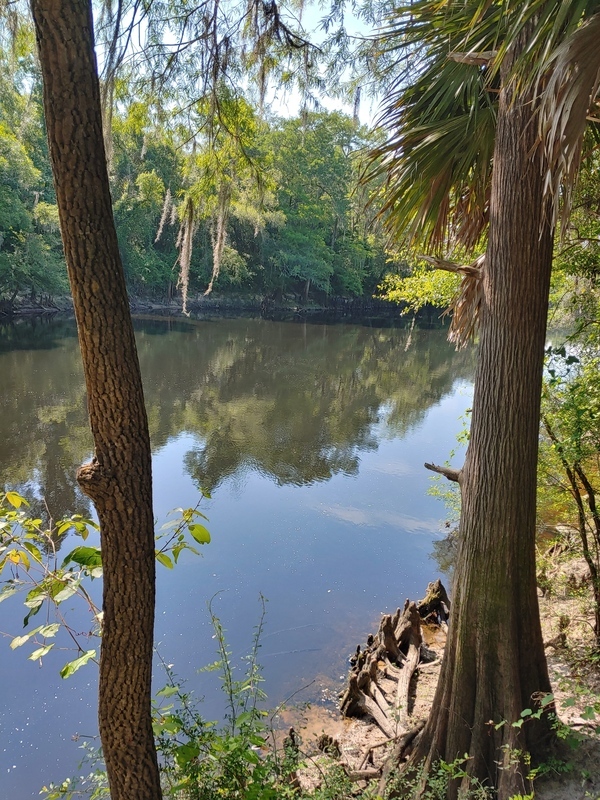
[
  {"x1": 0, "y1": 292, "x2": 445, "y2": 327},
  {"x1": 280, "y1": 556, "x2": 600, "y2": 799}
]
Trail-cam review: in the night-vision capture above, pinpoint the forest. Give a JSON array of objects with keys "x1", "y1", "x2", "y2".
[
  {"x1": 2, "y1": 1, "x2": 600, "y2": 799},
  {"x1": 0, "y1": 21, "x2": 395, "y2": 311}
]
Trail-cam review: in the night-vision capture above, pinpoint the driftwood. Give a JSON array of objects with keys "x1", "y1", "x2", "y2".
[
  {"x1": 339, "y1": 581, "x2": 450, "y2": 740},
  {"x1": 377, "y1": 720, "x2": 427, "y2": 795}
]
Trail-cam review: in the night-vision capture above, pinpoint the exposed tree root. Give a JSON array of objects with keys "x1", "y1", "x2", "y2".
[{"x1": 339, "y1": 581, "x2": 450, "y2": 745}]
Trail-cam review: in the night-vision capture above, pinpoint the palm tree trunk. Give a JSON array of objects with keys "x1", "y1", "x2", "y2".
[
  {"x1": 406, "y1": 36, "x2": 554, "y2": 800},
  {"x1": 29, "y1": 2, "x2": 162, "y2": 798}
]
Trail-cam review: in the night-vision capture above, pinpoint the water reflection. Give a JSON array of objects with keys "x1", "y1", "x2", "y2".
[
  {"x1": 0, "y1": 316, "x2": 473, "y2": 516},
  {"x1": 0, "y1": 315, "x2": 475, "y2": 800},
  {"x1": 0, "y1": 318, "x2": 90, "y2": 518}
]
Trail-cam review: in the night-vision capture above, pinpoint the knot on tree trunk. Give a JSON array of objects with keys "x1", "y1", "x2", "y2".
[{"x1": 77, "y1": 457, "x2": 113, "y2": 501}]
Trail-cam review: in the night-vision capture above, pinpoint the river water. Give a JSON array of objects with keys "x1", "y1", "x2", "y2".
[{"x1": 0, "y1": 315, "x2": 474, "y2": 798}]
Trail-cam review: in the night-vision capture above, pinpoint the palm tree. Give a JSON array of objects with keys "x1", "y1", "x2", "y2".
[{"x1": 369, "y1": 2, "x2": 600, "y2": 796}]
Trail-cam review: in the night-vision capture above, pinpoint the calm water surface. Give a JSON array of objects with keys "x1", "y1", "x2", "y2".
[{"x1": 0, "y1": 316, "x2": 474, "y2": 798}]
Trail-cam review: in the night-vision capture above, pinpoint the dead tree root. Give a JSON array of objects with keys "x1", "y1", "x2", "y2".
[{"x1": 334, "y1": 580, "x2": 449, "y2": 794}]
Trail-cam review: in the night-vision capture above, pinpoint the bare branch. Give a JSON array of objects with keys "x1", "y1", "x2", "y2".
[
  {"x1": 419, "y1": 254, "x2": 482, "y2": 277},
  {"x1": 424, "y1": 462, "x2": 461, "y2": 483}
]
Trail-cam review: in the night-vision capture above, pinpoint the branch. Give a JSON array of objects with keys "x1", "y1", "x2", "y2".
[
  {"x1": 419, "y1": 254, "x2": 482, "y2": 277},
  {"x1": 345, "y1": 768, "x2": 381, "y2": 782},
  {"x1": 424, "y1": 462, "x2": 461, "y2": 483},
  {"x1": 448, "y1": 50, "x2": 496, "y2": 66}
]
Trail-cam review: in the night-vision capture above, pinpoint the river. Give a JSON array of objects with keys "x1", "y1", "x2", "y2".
[{"x1": 0, "y1": 315, "x2": 474, "y2": 798}]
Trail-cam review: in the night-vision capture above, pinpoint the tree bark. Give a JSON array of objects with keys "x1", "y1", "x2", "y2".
[
  {"x1": 29, "y1": 2, "x2": 162, "y2": 799},
  {"x1": 407, "y1": 40, "x2": 554, "y2": 800}
]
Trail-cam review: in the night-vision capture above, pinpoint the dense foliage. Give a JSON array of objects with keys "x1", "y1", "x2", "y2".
[
  {"x1": 0, "y1": 29, "x2": 67, "y2": 306},
  {"x1": 0, "y1": 27, "x2": 393, "y2": 309}
]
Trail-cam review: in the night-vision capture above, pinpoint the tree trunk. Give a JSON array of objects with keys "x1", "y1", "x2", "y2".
[
  {"x1": 408, "y1": 43, "x2": 554, "y2": 800},
  {"x1": 29, "y1": 2, "x2": 162, "y2": 799}
]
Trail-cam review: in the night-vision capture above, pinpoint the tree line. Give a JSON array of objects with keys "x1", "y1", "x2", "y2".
[{"x1": 0, "y1": 28, "x2": 394, "y2": 310}]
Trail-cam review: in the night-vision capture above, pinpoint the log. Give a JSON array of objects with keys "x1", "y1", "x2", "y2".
[
  {"x1": 394, "y1": 600, "x2": 423, "y2": 649},
  {"x1": 370, "y1": 680, "x2": 392, "y2": 717},
  {"x1": 395, "y1": 619, "x2": 422, "y2": 727},
  {"x1": 382, "y1": 658, "x2": 404, "y2": 680},
  {"x1": 345, "y1": 767, "x2": 382, "y2": 781},
  {"x1": 360, "y1": 694, "x2": 397, "y2": 739},
  {"x1": 424, "y1": 462, "x2": 461, "y2": 482}
]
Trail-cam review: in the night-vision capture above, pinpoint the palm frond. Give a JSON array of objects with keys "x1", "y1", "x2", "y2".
[
  {"x1": 367, "y1": 54, "x2": 496, "y2": 252},
  {"x1": 422, "y1": 254, "x2": 484, "y2": 348},
  {"x1": 539, "y1": 11, "x2": 600, "y2": 231}
]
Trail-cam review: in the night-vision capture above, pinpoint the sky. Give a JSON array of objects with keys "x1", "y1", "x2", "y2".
[{"x1": 267, "y1": 1, "x2": 382, "y2": 126}]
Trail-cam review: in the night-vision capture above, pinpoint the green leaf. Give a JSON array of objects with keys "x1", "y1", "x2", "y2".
[
  {"x1": 24, "y1": 587, "x2": 45, "y2": 608},
  {"x1": 54, "y1": 583, "x2": 79, "y2": 604},
  {"x1": 181, "y1": 508, "x2": 209, "y2": 522},
  {"x1": 170, "y1": 778, "x2": 191, "y2": 793},
  {"x1": 57, "y1": 516, "x2": 99, "y2": 539},
  {"x1": 188, "y1": 523, "x2": 211, "y2": 544},
  {"x1": 22, "y1": 542, "x2": 43, "y2": 563},
  {"x1": 61, "y1": 546, "x2": 102, "y2": 569},
  {"x1": 23, "y1": 603, "x2": 42, "y2": 627},
  {"x1": 172, "y1": 543, "x2": 185, "y2": 564},
  {"x1": 38, "y1": 623, "x2": 60, "y2": 638},
  {"x1": 174, "y1": 743, "x2": 200, "y2": 767},
  {"x1": 540, "y1": 693, "x2": 554, "y2": 707},
  {"x1": 11, "y1": 625, "x2": 43, "y2": 648},
  {"x1": 0, "y1": 585, "x2": 19, "y2": 603},
  {"x1": 242, "y1": 748, "x2": 260, "y2": 765},
  {"x1": 29, "y1": 644, "x2": 54, "y2": 660},
  {"x1": 520, "y1": 708, "x2": 533, "y2": 718},
  {"x1": 199, "y1": 660, "x2": 222, "y2": 672},
  {"x1": 56, "y1": 521, "x2": 72, "y2": 535},
  {"x1": 582, "y1": 706, "x2": 597, "y2": 721},
  {"x1": 5, "y1": 491, "x2": 28, "y2": 509},
  {"x1": 155, "y1": 551, "x2": 173, "y2": 569},
  {"x1": 156, "y1": 685, "x2": 179, "y2": 697},
  {"x1": 60, "y1": 649, "x2": 96, "y2": 679},
  {"x1": 158, "y1": 717, "x2": 181, "y2": 733}
]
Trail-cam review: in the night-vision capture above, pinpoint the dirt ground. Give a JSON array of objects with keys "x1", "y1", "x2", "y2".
[{"x1": 275, "y1": 579, "x2": 600, "y2": 799}]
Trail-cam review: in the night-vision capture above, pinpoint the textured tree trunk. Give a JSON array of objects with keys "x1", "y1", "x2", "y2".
[
  {"x1": 407, "y1": 43, "x2": 554, "y2": 800},
  {"x1": 29, "y1": 2, "x2": 162, "y2": 799}
]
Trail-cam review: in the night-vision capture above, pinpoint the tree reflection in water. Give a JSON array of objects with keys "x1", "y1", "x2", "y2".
[{"x1": 0, "y1": 315, "x2": 474, "y2": 524}]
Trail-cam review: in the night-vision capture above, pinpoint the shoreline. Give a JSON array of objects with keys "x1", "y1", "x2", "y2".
[
  {"x1": 280, "y1": 575, "x2": 600, "y2": 799},
  {"x1": 0, "y1": 293, "x2": 445, "y2": 328}
]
